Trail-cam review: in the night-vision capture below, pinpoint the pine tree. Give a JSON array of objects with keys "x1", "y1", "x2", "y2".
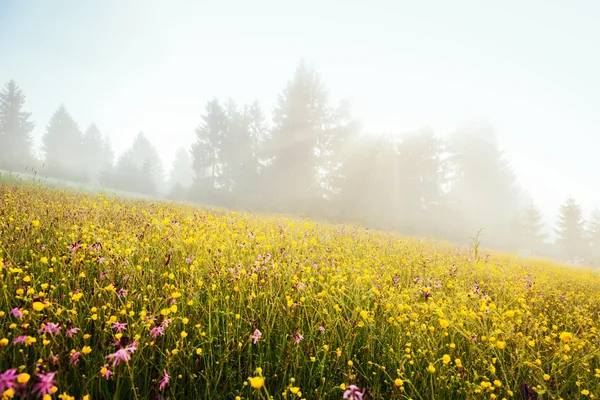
[
  {"x1": 220, "y1": 99, "x2": 264, "y2": 208},
  {"x1": 128, "y1": 132, "x2": 165, "y2": 193},
  {"x1": 218, "y1": 99, "x2": 243, "y2": 195},
  {"x1": 520, "y1": 201, "x2": 547, "y2": 256},
  {"x1": 167, "y1": 147, "x2": 193, "y2": 202},
  {"x1": 113, "y1": 151, "x2": 139, "y2": 192},
  {"x1": 263, "y1": 61, "x2": 332, "y2": 213},
  {"x1": 320, "y1": 99, "x2": 360, "y2": 208},
  {"x1": 0, "y1": 80, "x2": 35, "y2": 171},
  {"x1": 446, "y1": 122, "x2": 519, "y2": 247},
  {"x1": 81, "y1": 124, "x2": 113, "y2": 183},
  {"x1": 245, "y1": 100, "x2": 270, "y2": 208},
  {"x1": 42, "y1": 105, "x2": 85, "y2": 181},
  {"x1": 586, "y1": 208, "x2": 600, "y2": 266},
  {"x1": 555, "y1": 197, "x2": 585, "y2": 261},
  {"x1": 97, "y1": 136, "x2": 115, "y2": 189},
  {"x1": 332, "y1": 133, "x2": 389, "y2": 226},
  {"x1": 395, "y1": 128, "x2": 446, "y2": 235},
  {"x1": 190, "y1": 98, "x2": 226, "y2": 202},
  {"x1": 168, "y1": 147, "x2": 194, "y2": 189},
  {"x1": 139, "y1": 159, "x2": 157, "y2": 196}
]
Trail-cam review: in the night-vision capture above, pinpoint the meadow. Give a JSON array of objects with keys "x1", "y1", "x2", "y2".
[{"x1": 1, "y1": 183, "x2": 599, "y2": 399}]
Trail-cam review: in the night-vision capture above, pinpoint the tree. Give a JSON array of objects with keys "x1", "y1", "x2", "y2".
[
  {"x1": 112, "y1": 151, "x2": 139, "y2": 192},
  {"x1": 111, "y1": 132, "x2": 164, "y2": 196},
  {"x1": 586, "y1": 208, "x2": 600, "y2": 266},
  {"x1": 218, "y1": 99, "x2": 244, "y2": 195},
  {"x1": 219, "y1": 99, "x2": 266, "y2": 208},
  {"x1": 97, "y1": 136, "x2": 115, "y2": 187},
  {"x1": 42, "y1": 105, "x2": 85, "y2": 181},
  {"x1": 332, "y1": 133, "x2": 391, "y2": 227},
  {"x1": 128, "y1": 132, "x2": 165, "y2": 193},
  {"x1": 139, "y1": 159, "x2": 157, "y2": 196},
  {"x1": 319, "y1": 99, "x2": 361, "y2": 210},
  {"x1": 555, "y1": 197, "x2": 586, "y2": 261},
  {"x1": 190, "y1": 98, "x2": 226, "y2": 202},
  {"x1": 245, "y1": 100, "x2": 269, "y2": 184},
  {"x1": 394, "y1": 128, "x2": 447, "y2": 236},
  {"x1": 168, "y1": 147, "x2": 194, "y2": 190},
  {"x1": 0, "y1": 80, "x2": 35, "y2": 171},
  {"x1": 445, "y1": 122, "x2": 519, "y2": 248},
  {"x1": 520, "y1": 201, "x2": 547, "y2": 256},
  {"x1": 263, "y1": 61, "x2": 332, "y2": 214},
  {"x1": 81, "y1": 124, "x2": 113, "y2": 183}
]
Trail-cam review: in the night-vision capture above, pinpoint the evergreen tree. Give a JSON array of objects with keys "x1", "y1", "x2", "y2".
[
  {"x1": 99, "y1": 136, "x2": 115, "y2": 181},
  {"x1": 446, "y1": 122, "x2": 519, "y2": 247},
  {"x1": 219, "y1": 99, "x2": 265, "y2": 208},
  {"x1": 320, "y1": 100, "x2": 360, "y2": 205},
  {"x1": 395, "y1": 128, "x2": 447, "y2": 236},
  {"x1": 520, "y1": 201, "x2": 547, "y2": 256},
  {"x1": 109, "y1": 133, "x2": 164, "y2": 196},
  {"x1": 139, "y1": 159, "x2": 157, "y2": 196},
  {"x1": 332, "y1": 133, "x2": 388, "y2": 226},
  {"x1": 263, "y1": 61, "x2": 332, "y2": 213},
  {"x1": 168, "y1": 147, "x2": 194, "y2": 190},
  {"x1": 41, "y1": 105, "x2": 85, "y2": 181},
  {"x1": 190, "y1": 99, "x2": 226, "y2": 202},
  {"x1": 238, "y1": 100, "x2": 270, "y2": 209},
  {"x1": 0, "y1": 80, "x2": 35, "y2": 171},
  {"x1": 218, "y1": 99, "x2": 243, "y2": 195},
  {"x1": 555, "y1": 197, "x2": 586, "y2": 261},
  {"x1": 81, "y1": 124, "x2": 113, "y2": 183},
  {"x1": 113, "y1": 151, "x2": 140, "y2": 192},
  {"x1": 586, "y1": 208, "x2": 600, "y2": 266}
]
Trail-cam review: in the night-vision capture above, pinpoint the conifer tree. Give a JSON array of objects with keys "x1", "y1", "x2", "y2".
[
  {"x1": 0, "y1": 80, "x2": 35, "y2": 171},
  {"x1": 41, "y1": 105, "x2": 85, "y2": 181},
  {"x1": 556, "y1": 197, "x2": 586, "y2": 261},
  {"x1": 520, "y1": 201, "x2": 547, "y2": 256}
]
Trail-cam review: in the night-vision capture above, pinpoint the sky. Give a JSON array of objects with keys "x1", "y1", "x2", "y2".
[{"x1": 1, "y1": 0, "x2": 599, "y2": 231}]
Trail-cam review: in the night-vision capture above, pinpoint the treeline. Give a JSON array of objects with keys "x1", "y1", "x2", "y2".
[{"x1": 1, "y1": 62, "x2": 598, "y2": 265}]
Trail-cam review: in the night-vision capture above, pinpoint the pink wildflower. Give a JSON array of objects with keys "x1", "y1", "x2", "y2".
[
  {"x1": 150, "y1": 326, "x2": 164, "y2": 339},
  {"x1": 70, "y1": 351, "x2": 81, "y2": 366},
  {"x1": 10, "y1": 308, "x2": 23, "y2": 320},
  {"x1": 111, "y1": 322, "x2": 128, "y2": 333},
  {"x1": 106, "y1": 342, "x2": 137, "y2": 366},
  {"x1": 159, "y1": 370, "x2": 170, "y2": 391},
  {"x1": 32, "y1": 371, "x2": 56, "y2": 398},
  {"x1": 100, "y1": 365, "x2": 113, "y2": 380},
  {"x1": 252, "y1": 329, "x2": 262, "y2": 344},
  {"x1": 69, "y1": 242, "x2": 82, "y2": 253},
  {"x1": 343, "y1": 385, "x2": 366, "y2": 400},
  {"x1": 13, "y1": 336, "x2": 26, "y2": 345},
  {"x1": 39, "y1": 322, "x2": 61, "y2": 336},
  {"x1": 66, "y1": 327, "x2": 80, "y2": 338},
  {"x1": 0, "y1": 369, "x2": 18, "y2": 393},
  {"x1": 160, "y1": 319, "x2": 172, "y2": 329},
  {"x1": 293, "y1": 332, "x2": 304, "y2": 344}
]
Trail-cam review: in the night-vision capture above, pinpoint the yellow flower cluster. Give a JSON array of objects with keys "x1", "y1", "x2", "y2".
[{"x1": 0, "y1": 183, "x2": 599, "y2": 398}]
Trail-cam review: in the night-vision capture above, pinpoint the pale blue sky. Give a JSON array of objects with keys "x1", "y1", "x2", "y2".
[{"x1": 1, "y1": 0, "x2": 599, "y2": 228}]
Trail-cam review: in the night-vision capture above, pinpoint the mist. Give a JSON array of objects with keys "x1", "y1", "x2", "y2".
[{"x1": 1, "y1": 0, "x2": 600, "y2": 264}]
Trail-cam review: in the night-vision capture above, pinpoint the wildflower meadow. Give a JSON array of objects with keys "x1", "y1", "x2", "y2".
[{"x1": 1, "y1": 183, "x2": 600, "y2": 399}]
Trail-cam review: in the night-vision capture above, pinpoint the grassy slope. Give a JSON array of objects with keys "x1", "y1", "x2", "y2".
[{"x1": 0, "y1": 182, "x2": 599, "y2": 399}]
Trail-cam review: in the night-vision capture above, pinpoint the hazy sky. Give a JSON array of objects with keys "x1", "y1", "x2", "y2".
[{"x1": 1, "y1": 0, "x2": 599, "y2": 228}]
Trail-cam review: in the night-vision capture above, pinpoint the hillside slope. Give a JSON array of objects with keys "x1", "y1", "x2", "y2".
[{"x1": 0, "y1": 183, "x2": 599, "y2": 399}]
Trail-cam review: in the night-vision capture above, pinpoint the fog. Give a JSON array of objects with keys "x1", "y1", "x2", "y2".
[{"x1": 1, "y1": 0, "x2": 600, "y2": 263}]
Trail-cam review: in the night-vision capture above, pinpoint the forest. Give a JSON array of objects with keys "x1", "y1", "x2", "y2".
[{"x1": 0, "y1": 62, "x2": 597, "y2": 265}]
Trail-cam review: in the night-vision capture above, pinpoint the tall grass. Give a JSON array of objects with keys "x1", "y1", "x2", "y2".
[{"x1": 0, "y1": 183, "x2": 599, "y2": 399}]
